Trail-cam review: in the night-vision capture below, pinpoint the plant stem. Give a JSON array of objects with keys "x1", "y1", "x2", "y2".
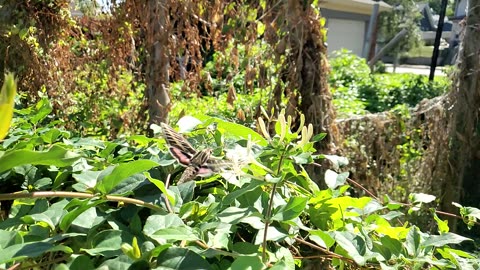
[
  {"x1": 294, "y1": 237, "x2": 354, "y2": 262},
  {"x1": 262, "y1": 182, "x2": 277, "y2": 263},
  {"x1": 262, "y1": 146, "x2": 288, "y2": 263},
  {"x1": 0, "y1": 191, "x2": 165, "y2": 212}
]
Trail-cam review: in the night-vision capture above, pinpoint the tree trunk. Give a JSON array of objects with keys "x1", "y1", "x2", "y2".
[
  {"x1": 440, "y1": 0, "x2": 480, "y2": 229},
  {"x1": 144, "y1": 0, "x2": 171, "y2": 125},
  {"x1": 284, "y1": 0, "x2": 337, "y2": 151}
]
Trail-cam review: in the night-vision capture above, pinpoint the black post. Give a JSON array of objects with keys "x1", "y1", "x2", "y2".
[{"x1": 429, "y1": 0, "x2": 449, "y2": 81}]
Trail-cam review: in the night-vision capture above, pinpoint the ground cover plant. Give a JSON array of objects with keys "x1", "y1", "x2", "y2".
[{"x1": 0, "y1": 76, "x2": 479, "y2": 269}]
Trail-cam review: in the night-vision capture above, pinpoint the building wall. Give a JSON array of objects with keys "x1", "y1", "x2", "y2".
[
  {"x1": 321, "y1": 9, "x2": 370, "y2": 56},
  {"x1": 455, "y1": 0, "x2": 467, "y2": 17}
]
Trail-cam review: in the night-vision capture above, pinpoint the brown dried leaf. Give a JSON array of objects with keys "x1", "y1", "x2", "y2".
[
  {"x1": 236, "y1": 108, "x2": 246, "y2": 122},
  {"x1": 226, "y1": 84, "x2": 237, "y2": 106}
]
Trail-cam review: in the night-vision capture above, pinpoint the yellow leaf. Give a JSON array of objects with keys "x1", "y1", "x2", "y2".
[{"x1": 0, "y1": 72, "x2": 17, "y2": 140}]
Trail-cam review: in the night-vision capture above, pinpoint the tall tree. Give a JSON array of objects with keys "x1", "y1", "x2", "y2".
[
  {"x1": 131, "y1": 0, "x2": 171, "y2": 125},
  {"x1": 437, "y1": 0, "x2": 480, "y2": 228},
  {"x1": 264, "y1": 0, "x2": 337, "y2": 151}
]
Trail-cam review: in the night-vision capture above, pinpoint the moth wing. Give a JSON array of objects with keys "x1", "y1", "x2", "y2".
[
  {"x1": 161, "y1": 122, "x2": 197, "y2": 156},
  {"x1": 169, "y1": 147, "x2": 192, "y2": 167},
  {"x1": 204, "y1": 157, "x2": 232, "y2": 172},
  {"x1": 196, "y1": 166, "x2": 214, "y2": 177}
]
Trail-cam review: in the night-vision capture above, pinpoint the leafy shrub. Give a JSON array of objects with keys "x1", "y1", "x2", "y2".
[
  {"x1": 63, "y1": 61, "x2": 146, "y2": 138},
  {"x1": 169, "y1": 81, "x2": 266, "y2": 127},
  {"x1": 364, "y1": 73, "x2": 450, "y2": 112},
  {"x1": 0, "y1": 99, "x2": 479, "y2": 269},
  {"x1": 329, "y1": 49, "x2": 372, "y2": 87},
  {"x1": 329, "y1": 50, "x2": 451, "y2": 115}
]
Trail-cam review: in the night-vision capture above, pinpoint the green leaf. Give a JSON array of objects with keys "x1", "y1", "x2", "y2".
[
  {"x1": 269, "y1": 260, "x2": 288, "y2": 270},
  {"x1": 145, "y1": 172, "x2": 175, "y2": 206},
  {"x1": 272, "y1": 247, "x2": 295, "y2": 270},
  {"x1": 68, "y1": 255, "x2": 95, "y2": 270},
  {"x1": 149, "y1": 244, "x2": 172, "y2": 258},
  {"x1": 108, "y1": 173, "x2": 146, "y2": 195},
  {"x1": 232, "y1": 242, "x2": 260, "y2": 255},
  {"x1": 324, "y1": 169, "x2": 348, "y2": 190},
  {"x1": 156, "y1": 247, "x2": 212, "y2": 270},
  {"x1": 230, "y1": 255, "x2": 265, "y2": 270},
  {"x1": 463, "y1": 206, "x2": 480, "y2": 220},
  {"x1": 410, "y1": 193, "x2": 436, "y2": 204},
  {"x1": 272, "y1": 197, "x2": 308, "y2": 221},
  {"x1": 72, "y1": 170, "x2": 101, "y2": 191},
  {"x1": 40, "y1": 128, "x2": 64, "y2": 144},
  {"x1": 312, "y1": 133, "x2": 327, "y2": 142},
  {"x1": 83, "y1": 230, "x2": 134, "y2": 257},
  {"x1": 256, "y1": 21, "x2": 265, "y2": 36},
  {"x1": 309, "y1": 230, "x2": 335, "y2": 249},
  {"x1": 433, "y1": 212, "x2": 449, "y2": 234},
  {"x1": 0, "y1": 145, "x2": 81, "y2": 174},
  {"x1": 152, "y1": 226, "x2": 199, "y2": 242},
  {"x1": 95, "y1": 160, "x2": 159, "y2": 194},
  {"x1": 265, "y1": 174, "x2": 282, "y2": 183},
  {"x1": 332, "y1": 231, "x2": 367, "y2": 266},
  {"x1": 21, "y1": 213, "x2": 55, "y2": 231},
  {"x1": 0, "y1": 242, "x2": 54, "y2": 264},
  {"x1": 0, "y1": 230, "x2": 21, "y2": 248},
  {"x1": 0, "y1": 72, "x2": 16, "y2": 140},
  {"x1": 439, "y1": 247, "x2": 476, "y2": 259},
  {"x1": 143, "y1": 214, "x2": 185, "y2": 236},
  {"x1": 30, "y1": 97, "x2": 53, "y2": 124},
  {"x1": 379, "y1": 235, "x2": 403, "y2": 257},
  {"x1": 291, "y1": 152, "x2": 312, "y2": 164},
  {"x1": 18, "y1": 28, "x2": 29, "y2": 39},
  {"x1": 322, "y1": 155, "x2": 349, "y2": 170},
  {"x1": 195, "y1": 115, "x2": 267, "y2": 146},
  {"x1": 223, "y1": 180, "x2": 266, "y2": 205},
  {"x1": 255, "y1": 226, "x2": 288, "y2": 245},
  {"x1": 405, "y1": 226, "x2": 422, "y2": 256},
  {"x1": 218, "y1": 207, "x2": 254, "y2": 224},
  {"x1": 423, "y1": 233, "x2": 471, "y2": 247},
  {"x1": 97, "y1": 255, "x2": 134, "y2": 270},
  {"x1": 59, "y1": 199, "x2": 104, "y2": 231}
]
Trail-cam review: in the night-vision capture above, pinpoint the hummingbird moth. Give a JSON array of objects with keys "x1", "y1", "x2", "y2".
[{"x1": 160, "y1": 122, "x2": 227, "y2": 184}]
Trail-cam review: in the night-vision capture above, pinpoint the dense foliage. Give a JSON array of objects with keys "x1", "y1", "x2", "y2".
[
  {"x1": 0, "y1": 92, "x2": 479, "y2": 269},
  {"x1": 329, "y1": 50, "x2": 450, "y2": 116},
  {"x1": 1, "y1": 1, "x2": 479, "y2": 269}
]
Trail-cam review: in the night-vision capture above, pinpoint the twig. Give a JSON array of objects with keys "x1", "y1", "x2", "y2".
[
  {"x1": 262, "y1": 146, "x2": 289, "y2": 263},
  {"x1": 164, "y1": 174, "x2": 174, "y2": 213},
  {"x1": 294, "y1": 237, "x2": 356, "y2": 265},
  {"x1": 0, "y1": 191, "x2": 164, "y2": 212},
  {"x1": 346, "y1": 177, "x2": 379, "y2": 201}
]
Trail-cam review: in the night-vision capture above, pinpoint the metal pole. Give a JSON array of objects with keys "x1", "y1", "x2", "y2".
[
  {"x1": 429, "y1": 0, "x2": 449, "y2": 81},
  {"x1": 368, "y1": 28, "x2": 408, "y2": 70},
  {"x1": 363, "y1": 0, "x2": 380, "y2": 59}
]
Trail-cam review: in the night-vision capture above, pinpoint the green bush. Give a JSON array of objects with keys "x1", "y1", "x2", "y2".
[
  {"x1": 329, "y1": 49, "x2": 372, "y2": 87},
  {"x1": 0, "y1": 98, "x2": 479, "y2": 269},
  {"x1": 329, "y1": 50, "x2": 451, "y2": 115},
  {"x1": 368, "y1": 73, "x2": 449, "y2": 112},
  {"x1": 64, "y1": 61, "x2": 146, "y2": 138}
]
